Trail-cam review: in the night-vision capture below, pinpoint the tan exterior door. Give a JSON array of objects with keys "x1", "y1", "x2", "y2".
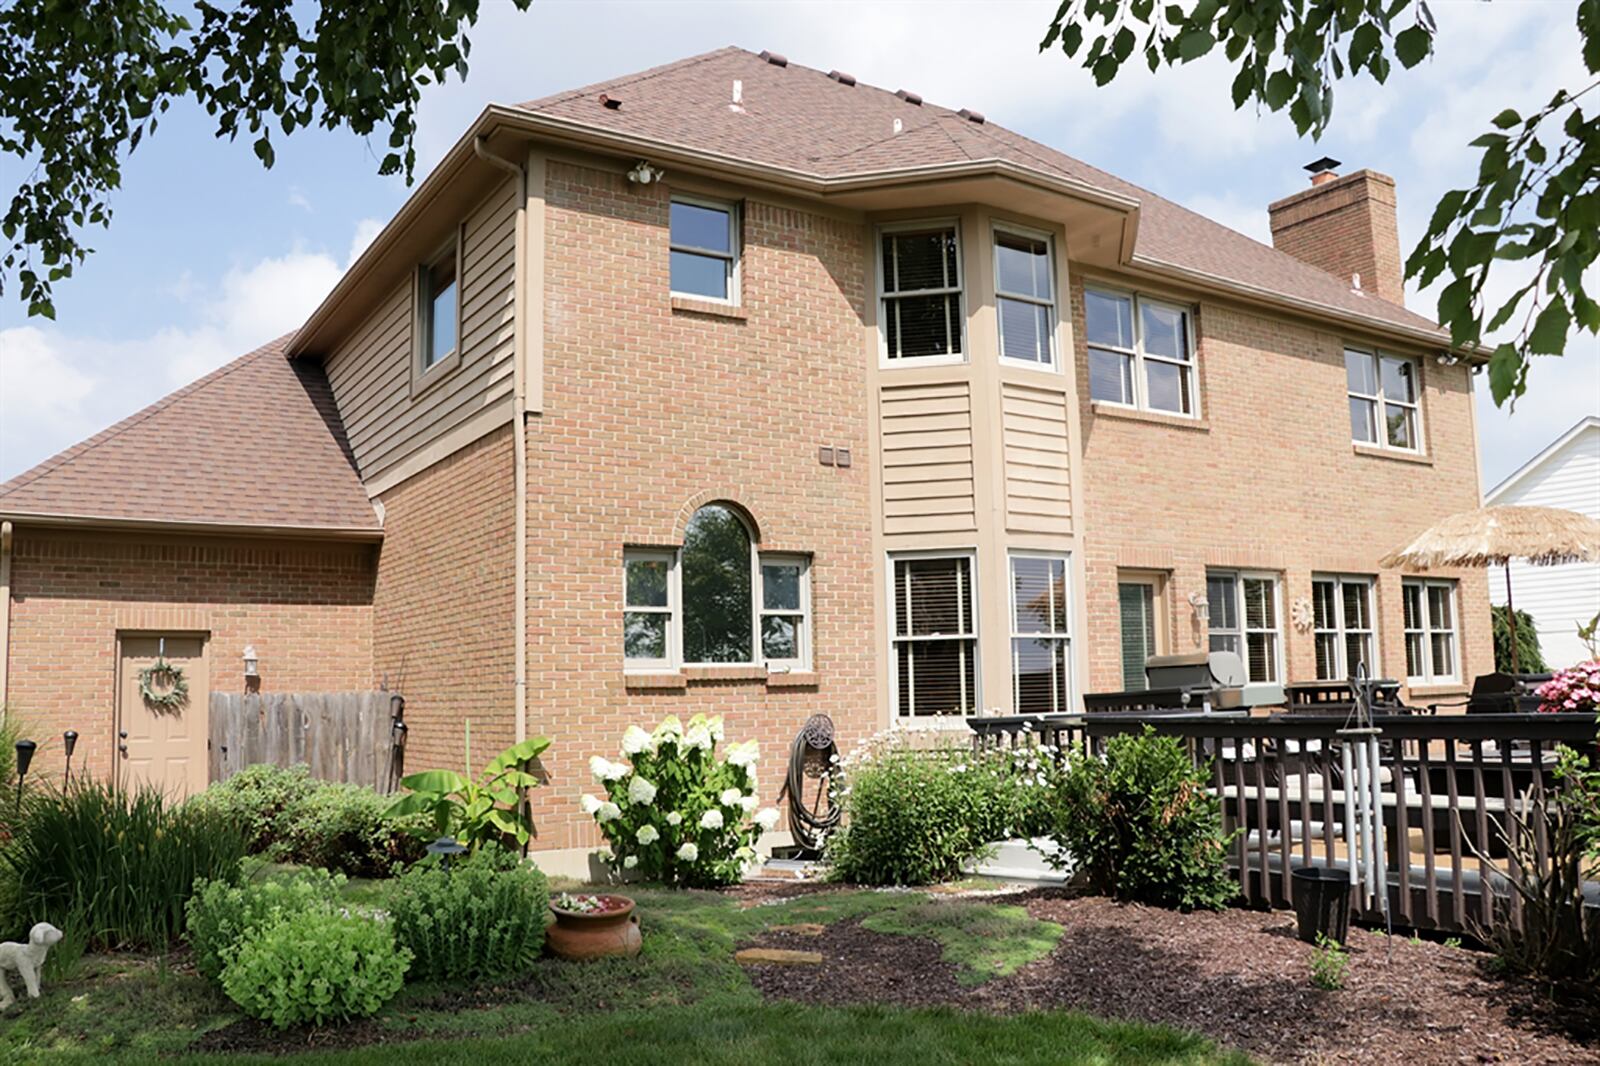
[{"x1": 117, "y1": 634, "x2": 210, "y2": 799}]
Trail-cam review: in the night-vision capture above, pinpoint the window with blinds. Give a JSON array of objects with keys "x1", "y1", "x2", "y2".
[
  {"x1": 880, "y1": 225, "x2": 964, "y2": 362},
  {"x1": 1207, "y1": 571, "x2": 1280, "y2": 684},
  {"x1": 892, "y1": 555, "x2": 977, "y2": 717},
  {"x1": 1011, "y1": 554, "x2": 1071, "y2": 714},
  {"x1": 1403, "y1": 578, "x2": 1458, "y2": 683},
  {"x1": 1118, "y1": 582, "x2": 1157, "y2": 692},
  {"x1": 1312, "y1": 576, "x2": 1377, "y2": 681}
]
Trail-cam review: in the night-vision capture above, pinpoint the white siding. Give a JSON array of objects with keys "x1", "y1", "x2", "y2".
[{"x1": 1487, "y1": 423, "x2": 1600, "y2": 668}]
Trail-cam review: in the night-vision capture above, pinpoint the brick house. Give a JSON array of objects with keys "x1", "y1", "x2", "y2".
[{"x1": 0, "y1": 48, "x2": 1491, "y2": 866}]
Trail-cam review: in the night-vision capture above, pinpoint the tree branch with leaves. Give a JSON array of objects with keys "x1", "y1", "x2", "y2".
[
  {"x1": 0, "y1": 0, "x2": 531, "y2": 319},
  {"x1": 1041, "y1": 0, "x2": 1599, "y2": 406}
]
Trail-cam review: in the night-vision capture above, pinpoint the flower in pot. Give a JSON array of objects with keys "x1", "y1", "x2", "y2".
[{"x1": 546, "y1": 892, "x2": 641, "y2": 961}]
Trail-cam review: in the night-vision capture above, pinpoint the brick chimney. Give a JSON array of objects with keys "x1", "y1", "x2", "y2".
[{"x1": 1268, "y1": 161, "x2": 1404, "y2": 304}]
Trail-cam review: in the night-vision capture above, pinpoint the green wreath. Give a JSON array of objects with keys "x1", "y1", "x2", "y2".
[{"x1": 139, "y1": 657, "x2": 189, "y2": 710}]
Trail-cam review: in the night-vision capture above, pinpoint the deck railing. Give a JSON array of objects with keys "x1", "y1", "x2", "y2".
[{"x1": 968, "y1": 710, "x2": 1599, "y2": 938}]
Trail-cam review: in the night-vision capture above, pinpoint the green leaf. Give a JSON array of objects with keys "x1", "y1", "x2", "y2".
[
  {"x1": 1263, "y1": 70, "x2": 1296, "y2": 110},
  {"x1": 1177, "y1": 28, "x2": 1215, "y2": 61},
  {"x1": 1487, "y1": 343, "x2": 1522, "y2": 405},
  {"x1": 399, "y1": 770, "x2": 470, "y2": 795},
  {"x1": 486, "y1": 735, "x2": 552, "y2": 774},
  {"x1": 1393, "y1": 25, "x2": 1432, "y2": 68},
  {"x1": 1527, "y1": 296, "x2": 1572, "y2": 354},
  {"x1": 1490, "y1": 108, "x2": 1522, "y2": 129}
]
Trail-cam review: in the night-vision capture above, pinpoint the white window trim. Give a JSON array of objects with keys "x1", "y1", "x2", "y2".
[
  {"x1": 1403, "y1": 578, "x2": 1460, "y2": 685},
  {"x1": 1311, "y1": 574, "x2": 1380, "y2": 681},
  {"x1": 1085, "y1": 285, "x2": 1199, "y2": 418},
  {"x1": 1207, "y1": 569, "x2": 1283, "y2": 694},
  {"x1": 1008, "y1": 550, "x2": 1073, "y2": 715},
  {"x1": 993, "y1": 221, "x2": 1059, "y2": 372},
  {"x1": 623, "y1": 548, "x2": 681, "y2": 672},
  {"x1": 877, "y1": 218, "x2": 967, "y2": 368},
  {"x1": 669, "y1": 195, "x2": 741, "y2": 306},
  {"x1": 758, "y1": 553, "x2": 812, "y2": 672},
  {"x1": 1346, "y1": 346, "x2": 1423, "y2": 453},
  {"x1": 888, "y1": 549, "x2": 981, "y2": 725}
]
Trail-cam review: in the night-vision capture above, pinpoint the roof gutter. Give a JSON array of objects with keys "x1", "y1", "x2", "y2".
[{"x1": 0, "y1": 511, "x2": 385, "y2": 542}]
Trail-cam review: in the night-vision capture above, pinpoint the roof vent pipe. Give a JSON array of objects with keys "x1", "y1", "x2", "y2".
[
  {"x1": 958, "y1": 108, "x2": 986, "y2": 124},
  {"x1": 827, "y1": 70, "x2": 856, "y2": 86},
  {"x1": 759, "y1": 50, "x2": 788, "y2": 67},
  {"x1": 895, "y1": 89, "x2": 923, "y2": 105}
]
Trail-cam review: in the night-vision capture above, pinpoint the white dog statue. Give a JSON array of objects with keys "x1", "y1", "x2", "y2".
[{"x1": 0, "y1": 923, "x2": 64, "y2": 1009}]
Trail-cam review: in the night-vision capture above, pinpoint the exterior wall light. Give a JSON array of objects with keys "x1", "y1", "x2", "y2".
[
  {"x1": 242, "y1": 645, "x2": 259, "y2": 678},
  {"x1": 1188, "y1": 592, "x2": 1210, "y2": 624}
]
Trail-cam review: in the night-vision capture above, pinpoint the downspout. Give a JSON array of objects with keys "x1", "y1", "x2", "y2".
[
  {"x1": 0, "y1": 521, "x2": 12, "y2": 717},
  {"x1": 474, "y1": 135, "x2": 530, "y2": 745}
]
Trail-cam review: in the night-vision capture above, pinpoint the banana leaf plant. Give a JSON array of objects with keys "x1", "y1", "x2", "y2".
[{"x1": 385, "y1": 723, "x2": 552, "y2": 852}]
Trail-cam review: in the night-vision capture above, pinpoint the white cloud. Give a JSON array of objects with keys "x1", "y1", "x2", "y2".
[
  {"x1": 0, "y1": 220, "x2": 377, "y2": 479},
  {"x1": 287, "y1": 186, "x2": 313, "y2": 212}
]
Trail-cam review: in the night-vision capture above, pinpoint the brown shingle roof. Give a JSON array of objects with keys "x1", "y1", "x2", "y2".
[
  {"x1": 520, "y1": 46, "x2": 1445, "y2": 340},
  {"x1": 0, "y1": 335, "x2": 379, "y2": 533}
]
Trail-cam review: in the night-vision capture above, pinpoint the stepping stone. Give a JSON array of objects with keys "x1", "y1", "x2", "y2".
[
  {"x1": 768, "y1": 923, "x2": 826, "y2": 936},
  {"x1": 735, "y1": 948, "x2": 823, "y2": 966}
]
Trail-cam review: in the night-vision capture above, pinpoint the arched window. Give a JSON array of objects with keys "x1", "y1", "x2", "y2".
[{"x1": 681, "y1": 503, "x2": 754, "y2": 663}]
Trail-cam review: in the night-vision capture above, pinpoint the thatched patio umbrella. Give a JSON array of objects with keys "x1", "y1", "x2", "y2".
[{"x1": 1379, "y1": 505, "x2": 1600, "y2": 673}]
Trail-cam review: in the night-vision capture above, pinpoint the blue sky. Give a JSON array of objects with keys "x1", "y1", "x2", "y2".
[{"x1": 2, "y1": 0, "x2": 1595, "y2": 490}]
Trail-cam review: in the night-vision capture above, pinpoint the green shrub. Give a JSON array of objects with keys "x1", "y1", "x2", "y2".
[
  {"x1": 1309, "y1": 934, "x2": 1349, "y2": 990},
  {"x1": 387, "y1": 849, "x2": 549, "y2": 982},
  {"x1": 188, "y1": 765, "x2": 426, "y2": 877},
  {"x1": 186, "y1": 868, "x2": 345, "y2": 982},
  {"x1": 581, "y1": 715, "x2": 775, "y2": 888},
  {"x1": 1493, "y1": 605, "x2": 1548, "y2": 674},
  {"x1": 827, "y1": 746, "x2": 984, "y2": 886},
  {"x1": 0, "y1": 780, "x2": 247, "y2": 947},
  {"x1": 386, "y1": 728, "x2": 551, "y2": 854},
  {"x1": 1038, "y1": 728, "x2": 1237, "y2": 911},
  {"x1": 186, "y1": 763, "x2": 313, "y2": 853},
  {"x1": 278, "y1": 783, "x2": 425, "y2": 878},
  {"x1": 220, "y1": 908, "x2": 410, "y2": 1028}
]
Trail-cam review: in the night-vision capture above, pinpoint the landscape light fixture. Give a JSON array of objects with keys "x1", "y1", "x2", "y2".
[
  {"x1": 14, "y1": 738, "x2": 36, "y2": 814},
  {"x1": 62, "y1": 730, "x2": 78, "y2": 787}
]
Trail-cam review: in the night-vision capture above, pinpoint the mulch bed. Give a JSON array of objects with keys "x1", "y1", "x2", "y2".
[{"x1": 739, "y1": 887, "x2": 1600, "y2": 1065}]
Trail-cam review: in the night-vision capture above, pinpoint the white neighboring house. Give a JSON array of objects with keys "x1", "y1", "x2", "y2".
[{"x1": 1485, "y1": 416, "x2": 1600, "y2": 669}]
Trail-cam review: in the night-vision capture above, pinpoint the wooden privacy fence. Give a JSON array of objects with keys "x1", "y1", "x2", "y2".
[
  {"x1": 971, "y1": 711, "x2": 1600, "y2": 939},
  {"x1": 209, "y1": 692, "x2": 403, "y2": 792}
]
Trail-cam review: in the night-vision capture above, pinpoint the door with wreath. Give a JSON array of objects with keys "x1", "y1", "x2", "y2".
[{"x1": 116, "y1": 634, "x2": 210, "y2": 798}]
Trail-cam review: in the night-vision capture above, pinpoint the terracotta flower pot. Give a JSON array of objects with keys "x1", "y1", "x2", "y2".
[{"x1": 546, "y1": 895, "x2": 642, "y2": 961}]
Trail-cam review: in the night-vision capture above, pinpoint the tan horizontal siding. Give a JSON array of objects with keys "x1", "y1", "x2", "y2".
[
  {"x1": 1002, "y1": 381, "x2": 1072, "y2": 535},
  {"x1": 325, "y1": 176, "x2": 518, "y2": 484},
  {"x1": 880, "y1": 381, "x2": 976, "y2": 535}
]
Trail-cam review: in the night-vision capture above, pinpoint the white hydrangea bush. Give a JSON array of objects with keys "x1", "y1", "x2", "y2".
[{"x1": 580, "y1": 714, "x2": 779, "y2": 888}]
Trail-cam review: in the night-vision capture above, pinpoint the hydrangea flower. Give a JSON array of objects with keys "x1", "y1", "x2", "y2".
[
  {"x1": 739, "y1": 794, "x2": 759, "y2": 814},
  {"x1": 726, "y1": 741, "x2": 759, "y2": 768},
  {"x1": 628, "y1": 775, "x2": 658, "y2": 805},
  {"x1": 654, "y1": 716, "x2": 684, "y2": 745},
  {"x1": 579, "y1": 793, "x2": 602, "y2": 815},
  {"x1": 622, "y1": 725, "x2": 654, "y2": 755},
  {"x1": 596, "y1": 801, "x2": 622, "y2": 823},
  {"x1": 754, "y1": 807, "x2": 780, "y2": 830},
  {"x1": 623, "y1": 855, "x2": 639, "y2": 869},
  {"x1": 590, "y1": 755, "x2": 628, "y2": 782},
  {"x1": 666, "y1": 811, "x2": 683, "y2": 826},
  {"x1": 719, "y1": 787, "x2": 742, "y2": 806},
  {"x1": 636, "y1": 824, "x2": 659, "y2": 844},
  {"x1": 676, "y1": 842, "x2": 699, "y2": 862},
  {"x1": 684, "y1": 723, "x2": 713, "y2": 751},
  {"x1": 700, "y1": 809, "x2": 724, "y2": 829}
]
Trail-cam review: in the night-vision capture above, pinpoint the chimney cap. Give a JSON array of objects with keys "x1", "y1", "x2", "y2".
[{"x1": 1304, "y1": 156, "x2": 1341, "y2": 175}]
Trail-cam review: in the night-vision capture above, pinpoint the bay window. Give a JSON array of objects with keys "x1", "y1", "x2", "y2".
[
  {"x1": 880, "y1": 223, "x2": 964, "y2": 363},
  {"x1": 994, "y1": 227, "x2": 1056, "y2": 367},
  {"x1": 1010, "y1": 553, "x2": 1072, "y2": 714}
]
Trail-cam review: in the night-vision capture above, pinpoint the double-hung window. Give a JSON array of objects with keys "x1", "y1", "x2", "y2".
[
  {"x1": 1207, "y1": 571, "x2": 1281, "y2": 685},
  {"x1": 1010, "y1": 553, "x2": 1072, "y2": 713},
  {"x1": 1086, "y1": 289, "x2": 1196, "y2": 415},
  {"x1": 624, "y1": 550, "x2": 678, "y2": 669},
  {"x1": 1346, "y1": 347, "x2": 1420, "y2": 451},
  {"x1": 994, "y1": 228, "x2": 1056, "y2": 367},
  {"x1": 759, "y1": 555, "x2": 811, "y2": 670},
  {"x1": 1312, "y1": 575, "x2": 1378, "y2": 681},
  {"x1": 1403, "y1": 578, "x2": 1458, "y2": 684},
  {"x1": 891, "y1": 554, "x2": 977, "y2": 718},
  {"x1": 880, "y1": 223, "x2": 964, "y2": 363},
  {"x1": 670, "y1": 198, "x2": 739, "y2": 303}
]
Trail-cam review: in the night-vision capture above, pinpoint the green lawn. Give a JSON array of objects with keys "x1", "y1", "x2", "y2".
[{"x1": 0, "y1": 876, "x2": 1251, "y2": 1066}]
